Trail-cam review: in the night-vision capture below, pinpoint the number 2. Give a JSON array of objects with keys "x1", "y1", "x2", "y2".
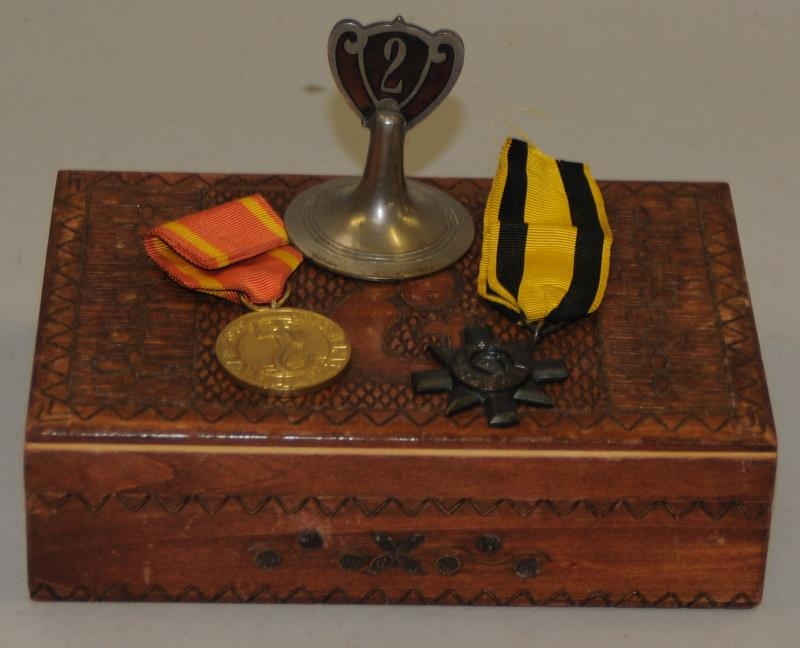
[{"x1": 381, "y1": 37, "x2": 406, "y2": 94}]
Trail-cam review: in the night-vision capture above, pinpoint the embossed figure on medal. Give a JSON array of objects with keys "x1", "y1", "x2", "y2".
[{"x1": 285, "y1": 17, "x2": 475, "y2": 280}]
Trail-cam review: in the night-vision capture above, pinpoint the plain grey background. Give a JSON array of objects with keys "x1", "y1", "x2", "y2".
[{"x1": 1, "y1": 1, "x2": 798, "y2": 646}]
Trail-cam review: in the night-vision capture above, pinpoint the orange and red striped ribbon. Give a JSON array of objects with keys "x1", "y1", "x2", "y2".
[{"x1": 144, "y1": 195, "x2": 302, "y2": 304}]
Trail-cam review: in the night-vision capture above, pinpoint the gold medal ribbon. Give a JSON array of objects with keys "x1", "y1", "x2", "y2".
[
  {"x1": 144, "y1": 195, "x2": 303, "y2": 304},
  {"x1": 479, "y1": 138, "x2": 612, "y2": 325}
]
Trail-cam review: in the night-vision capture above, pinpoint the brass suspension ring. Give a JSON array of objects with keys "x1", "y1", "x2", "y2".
[{"x1": 239, "y1": 285, "x2": 292, "y2": 311}]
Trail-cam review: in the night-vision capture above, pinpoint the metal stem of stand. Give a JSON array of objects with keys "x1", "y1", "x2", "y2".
[{"x1": 348, "y1": 101, "x2": 414, "y2": 232}]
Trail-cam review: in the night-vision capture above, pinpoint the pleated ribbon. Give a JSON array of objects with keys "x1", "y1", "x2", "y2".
[
  {"x1": 478, "y1": 138, "x2": 612, "y2": 325},
  {"x1": 144, "y1": 195, "x2": 302, "y2": 304}
]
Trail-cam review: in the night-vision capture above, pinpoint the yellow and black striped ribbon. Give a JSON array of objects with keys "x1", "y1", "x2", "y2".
[{"x1": 478, "y1": 138, "x2": 612, "y2": 326}]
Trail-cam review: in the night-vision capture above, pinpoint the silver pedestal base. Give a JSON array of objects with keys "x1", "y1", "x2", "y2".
[{"x1": 285, "y1": 177, "x2": 474, "y2": 281}]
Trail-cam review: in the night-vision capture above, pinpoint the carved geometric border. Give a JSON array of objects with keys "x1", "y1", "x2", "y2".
[
  {"x1": 29, "y1": 582, "x2": 756, "y2": 607},
  {"x1": 28, "y1": 173, "x2": 775, "y2": 447},
  {"x1": 32, "y1": 493, "x2": 771, "y2": 521},
  {"x1": 601, "y1": 181, "x2": 774, "y2": 443},
  {"x1": 698, "y1": 192, "x2": 774, "y2": 437}
]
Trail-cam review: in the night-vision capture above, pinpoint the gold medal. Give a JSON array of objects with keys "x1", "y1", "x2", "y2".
[
  {"x1": 144, "y1": 192, "x2": 349, "y2": 395},
  {"x1": 215, "y1": 307, "x2": 351, "y2": 395}
]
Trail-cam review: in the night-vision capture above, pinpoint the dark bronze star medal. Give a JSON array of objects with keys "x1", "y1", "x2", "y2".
[{"x1": 411, "y1": 325, "x2": 568, "y2": 427}]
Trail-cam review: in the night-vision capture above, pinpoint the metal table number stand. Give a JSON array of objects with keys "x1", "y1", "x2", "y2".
[{"x1": 285, "y1": 17, "x2": 475, "y2": 280}]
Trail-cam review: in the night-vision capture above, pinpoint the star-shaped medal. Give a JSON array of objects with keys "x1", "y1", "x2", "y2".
[{"x1": 411, "y1": 325, "x2": 568, "y2": 427}]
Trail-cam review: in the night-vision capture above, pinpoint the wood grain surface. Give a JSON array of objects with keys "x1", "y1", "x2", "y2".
[{"x1": 25, "y1": 171, "x2": 776, "y2": 606}]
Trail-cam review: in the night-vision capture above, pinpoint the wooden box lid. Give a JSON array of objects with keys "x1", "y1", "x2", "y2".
[{"x1": 25, "y1": 171, "x2": 776, "y2": 503}]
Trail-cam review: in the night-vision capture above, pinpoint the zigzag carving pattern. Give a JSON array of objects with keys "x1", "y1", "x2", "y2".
[
  {"x1": 700, "y1": 196, "x2": 768, "y2": 427},
  {"x1": 29, "y1": 582, "x2": 756, "y2": 607},
  {"x1": 33, "y1": 493, "x2": 771, "y2": 521},
  {"x1": 28, "y1": 173, "x2": 772, "y2": 446}
]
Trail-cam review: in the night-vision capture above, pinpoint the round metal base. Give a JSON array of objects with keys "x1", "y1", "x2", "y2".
[{"x1": 285, "y1": 177, "x2": 475, "y2": 280}]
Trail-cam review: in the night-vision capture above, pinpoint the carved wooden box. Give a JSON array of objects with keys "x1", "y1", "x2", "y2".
[{"x1": 25, "y1": 172, "x2": 776, "y2": 607}]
